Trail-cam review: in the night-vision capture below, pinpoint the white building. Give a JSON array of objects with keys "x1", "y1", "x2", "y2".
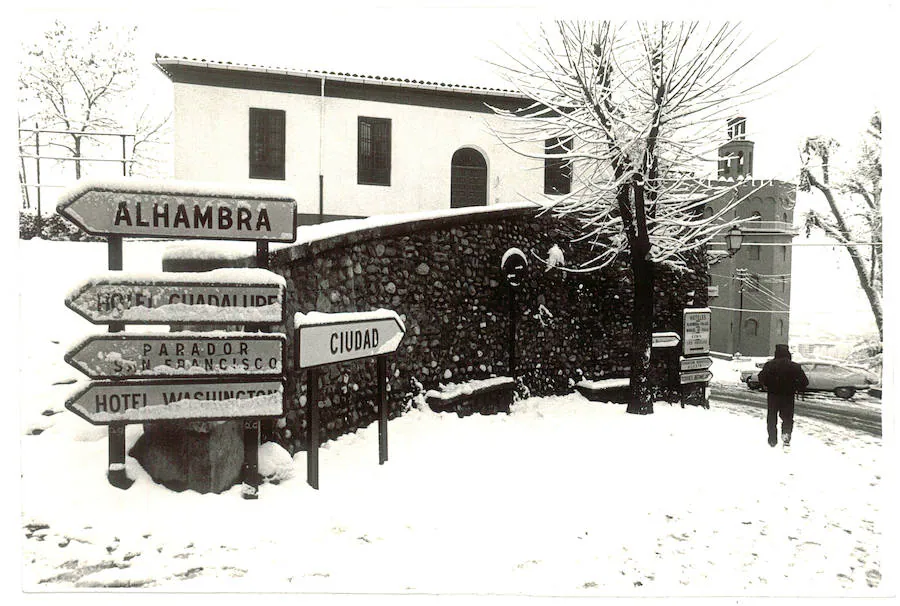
[{"x1": 154, "y1": 56, "x2": 567, "y2": 224}]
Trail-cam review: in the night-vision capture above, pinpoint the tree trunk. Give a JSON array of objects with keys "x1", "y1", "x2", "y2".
[
  {"x1": 74, "y1": 135, "x2": 82, "y2": 180},
  {"x1": 808, "y1": 173, "x2": 884, "y2": 341},
  {"x1": 627, "y1": 253, "x2": 655, "y2": 415}
]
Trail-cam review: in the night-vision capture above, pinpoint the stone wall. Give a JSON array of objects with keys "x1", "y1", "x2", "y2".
[{"x1": 268, "y1": 205, "x2": 708, "y2": 454}]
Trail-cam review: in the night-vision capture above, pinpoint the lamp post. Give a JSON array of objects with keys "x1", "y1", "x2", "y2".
[
  {"x1": 735, "y1": 267, "x2": 748, "y2": 354},
  {"x1": 725, "y1": 227, "x2": 745, "y2": 355}
]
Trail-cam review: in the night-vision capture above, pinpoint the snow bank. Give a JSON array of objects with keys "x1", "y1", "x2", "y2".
[
  {"x1": 424, "y1": 376, "x2": 514, "y2": 400},
  {"x1": 294, "y1": 309, "x2": 404, "y2": 331}
]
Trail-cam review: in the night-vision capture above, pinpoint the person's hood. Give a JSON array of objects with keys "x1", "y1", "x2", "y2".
[{"x1": 774, "y1": 344, "x2": 791, "y2": 359}]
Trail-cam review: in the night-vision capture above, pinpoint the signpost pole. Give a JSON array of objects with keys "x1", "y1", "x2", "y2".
[
  {"x1": 307, "y1": 368, "x2": 320, "y2": 490},
  {"x1": 241, "y1": 240, "x2": 270, "y2": 500},
  {"x1": 377, "y1": 355, "x2": 388, "y2": 465},
  {"x1": 106, "y1": 234, "x2": 132, "y2": 489},
  {"x1": 509, "y1": 289, "x2": 517, "y2": 381}
]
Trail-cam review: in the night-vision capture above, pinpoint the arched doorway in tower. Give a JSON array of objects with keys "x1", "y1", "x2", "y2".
[{"x1": 450, "y1": 147, "x2": 487, "y2": 208}]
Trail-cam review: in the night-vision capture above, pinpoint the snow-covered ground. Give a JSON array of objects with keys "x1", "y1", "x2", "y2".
[{"x1": 16, "y1": 239, "x2": 892, "y2": 596}]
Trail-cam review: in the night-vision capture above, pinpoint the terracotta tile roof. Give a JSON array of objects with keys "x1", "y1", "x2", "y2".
[{"x1": 154, "y1": 54, "x2": 525, "y2": 99}]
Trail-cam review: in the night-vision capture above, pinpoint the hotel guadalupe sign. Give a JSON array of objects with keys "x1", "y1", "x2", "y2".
[
  {"x1": 56, "y1": 178, "x2": 297, "y2": 242},
  {"x1": 64, "y1": 269, "x2": 285, "y2": 325}
]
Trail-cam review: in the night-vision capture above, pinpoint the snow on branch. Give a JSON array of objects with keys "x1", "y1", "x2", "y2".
[{"x1": 490, "y1": 21, "x2": 791, "y2": 273}]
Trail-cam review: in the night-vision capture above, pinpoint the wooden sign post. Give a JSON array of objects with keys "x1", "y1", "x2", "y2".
[
  {"x1": 58, "y1": 178, "x2": 296, "y2": 496},
  {"x1": 295, "y1": 310, "x2": 406, "y2": 489}
]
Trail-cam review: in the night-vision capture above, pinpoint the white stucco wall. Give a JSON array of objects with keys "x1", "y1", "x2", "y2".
[{"x1": 172, "y1": 82, "x2": 545, "y2": 217}]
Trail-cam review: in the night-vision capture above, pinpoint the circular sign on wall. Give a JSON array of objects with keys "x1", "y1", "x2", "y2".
[{"x1": 501, "y1": 247, "x2": 528, "y2": 288}]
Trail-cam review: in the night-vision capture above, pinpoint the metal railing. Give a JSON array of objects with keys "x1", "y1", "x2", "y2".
[{"x1": 18, "y1": 125, "x2": 135, "y2": 235}]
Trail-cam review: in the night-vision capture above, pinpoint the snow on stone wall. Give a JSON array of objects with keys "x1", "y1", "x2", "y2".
[{"x1": 268, "y1": 206, "x2": 709, "y2": 453}]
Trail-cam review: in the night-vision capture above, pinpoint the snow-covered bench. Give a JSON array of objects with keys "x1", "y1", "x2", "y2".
[
  {"x1": 574, "y1": 378, "x2": 630, "y2": 403},
  {"x1": 425, "y1": 376, "x2": 515, "y2": 418}
]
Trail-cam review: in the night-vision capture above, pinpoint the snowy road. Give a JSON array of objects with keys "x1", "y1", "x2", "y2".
[{"x1": 710, "y1": 384, "x2": 882, "y2": 436}]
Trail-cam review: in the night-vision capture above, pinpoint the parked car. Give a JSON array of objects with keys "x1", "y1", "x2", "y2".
[{"x1": 741, "y1": 360, "x2": 879, "y2": 399}]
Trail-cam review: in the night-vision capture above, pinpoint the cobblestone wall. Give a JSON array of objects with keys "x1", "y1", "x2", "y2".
[{"x1": 268, "y1": 206, "x2": 708, "y2": 454}]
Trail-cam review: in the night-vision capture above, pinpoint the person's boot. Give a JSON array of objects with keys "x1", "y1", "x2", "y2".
[
  {"x1": 782, "y1": 432, "x2": 791, "y2": 452},
  {"x1": 768, "y1": 435, "x2": 777, "y2": 447}
]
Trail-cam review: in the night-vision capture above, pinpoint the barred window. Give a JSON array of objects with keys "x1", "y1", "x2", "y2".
[
  {"x1": 358, "y1": 117, "x2": 391, "y2": 186},
  {"x1": 544, "y1": 137, "x2": 573, "y2": 195},
  {"x1": 249, "y1": 108, "x2": 285, "y2": 180}
]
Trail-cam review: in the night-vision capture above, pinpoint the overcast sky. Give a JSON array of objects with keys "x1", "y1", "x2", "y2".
[{"x1": 15, "y1": 1, "x2": 891, "y2": 184}]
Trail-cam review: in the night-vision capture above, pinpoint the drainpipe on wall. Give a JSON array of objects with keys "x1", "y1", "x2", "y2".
[{"x1": 319, "y1": 77, "x2": 325, "y2": 224}]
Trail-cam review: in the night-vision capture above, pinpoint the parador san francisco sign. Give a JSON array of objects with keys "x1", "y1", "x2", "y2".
[{"x1": 56, "y1": 178, "x2": 297, "y2": 242}]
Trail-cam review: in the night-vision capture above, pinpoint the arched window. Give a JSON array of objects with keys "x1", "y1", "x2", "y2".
[
  {"x1": 744, "y1": 318, "x2": 758, "y2": 336},
  {"x1": 751, "y1": 211, "x2": 762, "y2": 221},
  {"x1": 703, "y1": 206, "x2": 714, "y2": 219},
  {"x1": 450, "y1": 148, "x2": 487, "y2": 208},
  {"x1": 781, "y1": 246, "x2": 788, "y2": 262},
  {"x1": 777, "y1": 319, "x2": 785, "y2": 336}
]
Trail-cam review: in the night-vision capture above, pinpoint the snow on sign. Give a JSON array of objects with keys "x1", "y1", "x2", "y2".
[
  {"x1": 56, "y1": 178, "x2": 297, "y2": 242},
  {"x1": 65, "y1": 378, "x2": 284, "y2": 425},
  {"x1": 65, "y1": 332, "x2": 285, "y2": 379},
  {"x1": 651, "y1": 331, "x2": 681, "y2": 348},
  {"x1": 680, "y1": 370, "x2": 713, "y2": 385},
  {"x1": 683, "y1": 308, "x2": 712, "y2": 355},
  {"x1": 679, "y1": 356, "x2": 713, "y2": 372},
  {"x1": 65, "y1": 269, "x2": 284, "y2": 325},
  {"x1": 295, "y1": 310, "x2": 405, "y2": 368}
]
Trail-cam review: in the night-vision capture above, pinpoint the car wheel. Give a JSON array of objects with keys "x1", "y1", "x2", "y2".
[{"x1": 834, "y1": 386, "x2": 856, "y2": 399}]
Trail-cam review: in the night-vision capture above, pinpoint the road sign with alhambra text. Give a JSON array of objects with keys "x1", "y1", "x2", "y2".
[{"x1": 56, "y1": 178, "x2": 297, "y2": 242}]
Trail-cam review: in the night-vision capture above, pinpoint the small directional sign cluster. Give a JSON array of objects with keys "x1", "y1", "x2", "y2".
[{"x1": 681, "y1": 308, "x2": 713, "y2": 386}]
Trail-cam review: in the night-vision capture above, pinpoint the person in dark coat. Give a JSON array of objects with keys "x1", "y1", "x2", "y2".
[{"x1": 757, "y1": 344, "x2": 809, "y2": 448}]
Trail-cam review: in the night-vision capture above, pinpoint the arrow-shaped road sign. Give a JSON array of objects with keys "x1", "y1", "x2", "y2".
[
  {"x1": 65, "y1": 332, "x2": 286, "y2": 379},
  {"x1": 679, "y1": 356, "x2": 713, "y2": 372},
  {"x1": 295, "y1": 310, "x2": 406, "y2": 369},
  {"x1": 56, "y1": 178, "x2": 297, "y2": 242},
  {"x1": 680, "y1": 370, "x2": 713, "y2": 385},
  {"x1": 651, "y1": 331, "x2": 681, "y2": 348},
  {"x1": 65, "y1": 378, "x2": 284, "y2": 425},
  {"x1": 65, "y1": 269, "x2": 284, "y2": 325}
]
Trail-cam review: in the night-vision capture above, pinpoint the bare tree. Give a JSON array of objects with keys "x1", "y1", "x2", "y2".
[
  {"x1": 492, "y1": 22, "x2": 789, "y2": 414},
  {"x1": 800, "y1": 111, "x2": 882, "y2": 340},
  {"x1": 18, "y1": 20, "x2": 170, "y2": 184}
]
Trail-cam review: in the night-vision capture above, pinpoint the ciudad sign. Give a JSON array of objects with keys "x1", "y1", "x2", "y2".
[{"x1": 295, "y1": 310, "x2": 406, "y2": 369}]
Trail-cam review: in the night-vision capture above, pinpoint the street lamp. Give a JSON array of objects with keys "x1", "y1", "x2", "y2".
[{"x1": 726, "y1": 226, "x2": 744, "y2": 256}]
